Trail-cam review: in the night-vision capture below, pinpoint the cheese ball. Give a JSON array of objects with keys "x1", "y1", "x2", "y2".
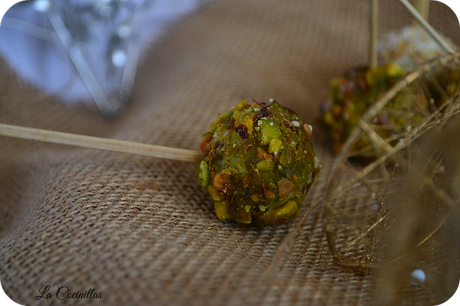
[
  {"x1": 198, "y1": 99, "x2": 321, "y2": 227},
  {"x1": 319, "y1": 63, "x2": 430, "y2": 155},
  {"x1": 378, "y1": 25, "x2": 457, "y2": 72}
]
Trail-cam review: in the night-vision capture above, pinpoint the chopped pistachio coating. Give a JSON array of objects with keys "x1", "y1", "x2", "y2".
[
  {"x1": 320, "y1": 63, "x2": 460, "y2": 156},
  {"x1": 319, "y1": 63, "x2": 430, "y2": 155},
  {"x1": 199, "y1": 99, "x2": 321, "y2": 227}
]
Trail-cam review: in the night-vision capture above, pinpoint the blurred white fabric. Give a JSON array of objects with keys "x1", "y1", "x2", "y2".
[{"x1": 0, "y1": 0, "x2": 203, "y2": 115}]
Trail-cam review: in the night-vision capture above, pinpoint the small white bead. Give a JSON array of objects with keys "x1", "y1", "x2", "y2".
[
  {"x1": 33, "y1": 0, "x2": 51, "y2": 13},
  {"x1": 117, "y1": 24, "x2": 131, "y2": 39},
  {"x1": 410, "y1": 269, "x2": 426, "y2": 286},
  {"x1": 112, "y1": 50, "x2": 127, "y2": 67}
]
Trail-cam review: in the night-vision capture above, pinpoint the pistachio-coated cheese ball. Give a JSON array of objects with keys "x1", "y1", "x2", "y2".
[
  {"x1": 320, "y1": 63, "x2": 429, "y2": 155},
  {"x1": 198, "y1": 99, "x2": 321, "y2": 227},
  {"x1": 320, "y1": 62, "x2": 460, "y2": 158}
]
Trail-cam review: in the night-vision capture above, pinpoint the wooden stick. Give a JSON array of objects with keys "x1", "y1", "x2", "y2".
[
  {"x1": 399, "y1": 0, "x2": 455, "y2": 54},
  {"x1": 413, "y1": 0, "x2": 430, "y2": 21},
  {"x1": 0, "y1": 123, "x2": 203, "y2": 163},
  {"x1": 369, "y1": 0, "x2": 379, "y2": 70}
]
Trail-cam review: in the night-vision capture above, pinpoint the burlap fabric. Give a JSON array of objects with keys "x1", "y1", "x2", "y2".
[{"x1": 1, "y1": 1, "x2": 459, "y2": 305}]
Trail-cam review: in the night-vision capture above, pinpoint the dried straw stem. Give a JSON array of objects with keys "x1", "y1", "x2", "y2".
[{"x1": 369, "y1": 0, "x2": 379, "y2": 70}]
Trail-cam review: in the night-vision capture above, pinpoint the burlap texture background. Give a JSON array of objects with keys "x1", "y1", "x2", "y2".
[{"x1": 1, "y1": 0, "x2": 459, "y2": 305}]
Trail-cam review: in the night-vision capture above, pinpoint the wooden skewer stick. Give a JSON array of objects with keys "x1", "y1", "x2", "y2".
[
  {"x1": 369, "y1": 0, "x2": 379, "y2": 70},
  {"x1": 399, "y1": 0, "x2": 455, "y2": 54},
  {"x1": 0, "y1": 123, "x2": 203, "y2": 164},
  {"x1": 413, "y1": 0, "x2": 430, "y2": 21}
]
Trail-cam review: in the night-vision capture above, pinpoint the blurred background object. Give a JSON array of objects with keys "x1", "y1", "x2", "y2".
[
  {"x1": 0, "y1": 0, "x2": 204, "y2": 117},
  {"x1": 374, "y1": 113, "x2": 460, "y2": 305}
]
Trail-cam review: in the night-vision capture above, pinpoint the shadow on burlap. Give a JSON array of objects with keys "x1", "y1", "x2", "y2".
[{"x1": 1, "y1": 1, "x2": 459, "y2": 305}]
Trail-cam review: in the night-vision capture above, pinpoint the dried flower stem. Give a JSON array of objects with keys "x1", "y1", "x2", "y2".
[{"x1": 369, "y1": 0, "x2": 378, "y2": 69}]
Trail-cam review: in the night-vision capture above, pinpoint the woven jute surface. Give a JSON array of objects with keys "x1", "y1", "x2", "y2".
[{"x1": 1, "y1": 1, "x2": 459, "y2": 305}]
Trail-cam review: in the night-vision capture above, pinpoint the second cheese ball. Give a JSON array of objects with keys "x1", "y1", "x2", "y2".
[{"x1": 199, "y1": 99, "x2": 321, "y2": 227}]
